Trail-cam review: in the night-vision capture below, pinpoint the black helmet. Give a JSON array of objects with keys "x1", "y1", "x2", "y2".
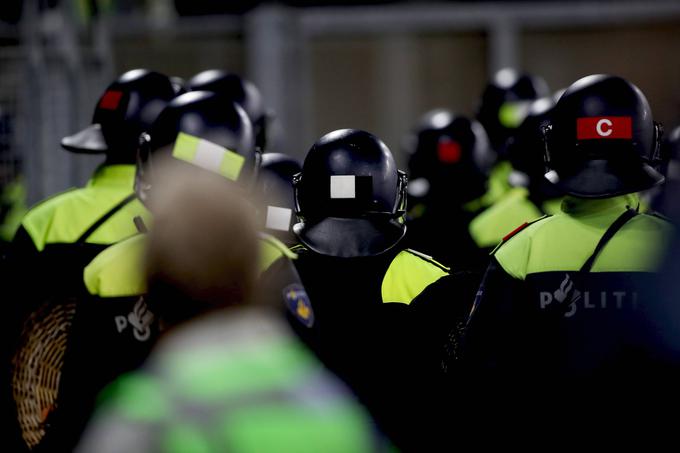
[
  {"x1": 257, "y1": 153, "x2": 302, "y2": 245},
  {"x1": 188, "y1": 70, "x2": 268, "y2": 151},
  {"x1": 542, "y1": 74, "x2": 664, "y2": 198},
  {"x1": 135, "y1": 91, "x2": 256, "y2": 205},
  {"x1": 405, "y1": 109, "x2": 492, "y2": 202},
  {"x1": 293, "y1": 129, "x2": 407, "y2": 258},
  {"x1": 476, "y1": 68, "x2": 550, "y2": 155},
  {"x1": 506, "y1": 96, "x2": 556, "y2": 186},
  {"x1": 61, "y1": 69, "x2": 177, "y2": 163}
]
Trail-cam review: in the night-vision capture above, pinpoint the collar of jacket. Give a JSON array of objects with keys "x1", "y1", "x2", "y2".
[
  {"x1": 560, "y1": 193, "x2": 639, "y2": 220},
  {"x1": 87, "y1": 164, "x2": 137, "y2": 189}
]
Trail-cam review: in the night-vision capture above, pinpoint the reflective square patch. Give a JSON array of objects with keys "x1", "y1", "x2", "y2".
[
  {"x1": 265, "y1": 206, "x2": 293, "y2": 231},
  {"x1": 330, "y1": 175, "x2": 356, "y2": 199}
]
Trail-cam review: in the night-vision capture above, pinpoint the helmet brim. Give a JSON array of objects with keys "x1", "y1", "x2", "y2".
[
  {"x1": 61, "y1": 124, "x2": 108, "y2": 153},
  {"x1": 545, "y1": 159, "x2": 664, "y2": 198},
  {"x1": 293, "y1": 216, "x2": 406, "y2": 258}
]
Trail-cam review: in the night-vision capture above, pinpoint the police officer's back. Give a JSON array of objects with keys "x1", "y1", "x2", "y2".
[
  {"x1": 5, "y1": 69, "x2": 177, "y2": 452},
  {"x1": 17, "y1": 91, "x2": 258, "y2": 452},
  {"x1": 455, "y1": 75, "x2": 673, "y2": 433},
  {"x1": 402, "y1": 110, "x2": 493, "y2": 271},
  {"x1": 9, "y1": 70, "x2": 177, "y2": 295},
  {"x1": 288, "y1": 129, "x2": 462, "y2": 448}
]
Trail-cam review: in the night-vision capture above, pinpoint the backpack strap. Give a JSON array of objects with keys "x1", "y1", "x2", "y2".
[
  {"x1": 75, "y1": 194, "x2": 137, "y2": 244},
  {"x1": 580, "y1": 208, "x2": 638, "y2": 273}
]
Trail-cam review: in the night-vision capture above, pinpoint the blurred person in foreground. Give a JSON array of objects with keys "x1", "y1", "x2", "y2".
[
  {"x1": 76, "y1": 162, "x2": 389, "y2": 453},
  {"x1": 450, "y1": 74, "x2": 673, "y2": 437}
]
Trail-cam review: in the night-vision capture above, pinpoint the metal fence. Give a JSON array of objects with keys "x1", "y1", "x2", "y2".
[{"x1": 3, "y1": 1, "x2": 680, "y2": 202}]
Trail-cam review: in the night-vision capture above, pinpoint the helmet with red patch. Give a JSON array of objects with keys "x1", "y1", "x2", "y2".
[{"x1": 542, "y1": 74, "x2": 664, "y2": 198}]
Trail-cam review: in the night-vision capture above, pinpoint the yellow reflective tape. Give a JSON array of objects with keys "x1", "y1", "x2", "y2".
[
  {"x1": 172, "y1": 132, "x2": 200, "y2": 163},
  {"x1": 219, "y1": 148, "x2": 245, "y2": 181},
  {"x1": 172, "y1": 132, "x2": 245, "y2": 181}
]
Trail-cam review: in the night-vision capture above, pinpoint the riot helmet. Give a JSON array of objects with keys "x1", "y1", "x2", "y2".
[
  {"x1": 61, "y1": 69, "x2": 177, "y2": 164},
  {"x1": 405, "y1": 109, "x2": 492, "y2": 203},
  {"x1": 257, "y1": 152, "x2": 302, "y2": 245},
  {"x1": 542, "y1": 74, "x2": 664, "y2": 198},
  {"x1": 293, "y1": 129, "x2": 407, "y2": 258},
  {"x1": 188, "y1": 70, "x2": 268, "y2": 151},
  {"x1": 135, "y1": 91, "x2": 256, "y2": 205},
  {"x1": 476, "y1": 68, "x2": 550, "y2": 155}
]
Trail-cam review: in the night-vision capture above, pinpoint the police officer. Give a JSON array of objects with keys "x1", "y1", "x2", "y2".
[
  {"x1": 468, "y1": 94, "x2": 564, "y2": 251},
  {"x1": 5, "y1": 69, "x2": 177, "y2": 452},
  {"x1": 288, "y1": 129, "x2": 456, "y2": 447},
  {"x1": 9, "y1": 69, "x2": 177, "y2": 295},
  {"x1": 454, "y1": 75, "x2": 673, "y2": 431},
  {"x1": 475, "y1": 68, "x2": 550, "y2": 207},
  {"x1": 75, "y1": 163, "x2": 388, "y2": 453},
  {"x1": 403, "y1": 109, "x2": 493, "y2": 271},
  {"x1": 256, "y1": 152, "x2": 302, "y2": 246},
  {"x1": 16, "y1": 91, "x2": 258, "y2": 452},
  {"x1": 188, "y1": 69, "x2": 270, "y2": 152}
]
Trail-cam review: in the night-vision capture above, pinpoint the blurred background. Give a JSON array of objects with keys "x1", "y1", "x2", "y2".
[{"x1": 1, "y1": 0, "x2": 680, "y2": 204}]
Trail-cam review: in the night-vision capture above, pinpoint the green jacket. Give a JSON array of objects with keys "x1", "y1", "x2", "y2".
[
  {"x1": 18, "y1": 165, "x2": 146, "y2": 251},
  {"x1": 84, "y1": 232, "x2": 295, "y2": 299},
  {"x1": 9, "y1": 164, "x2": 149, "y2": 296},
  {"x1": 76, "y1": 309, "x2": 389, "y2": 453},
  {"x1": 468, "y1": 186, "x2": 563, "y2": 249},
  {"x1": 462, "y1": 160, "x2": 513, "y2": 213}
]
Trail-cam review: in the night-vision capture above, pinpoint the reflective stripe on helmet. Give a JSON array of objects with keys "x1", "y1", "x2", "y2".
[{"x1": 172, "y1": 132, "x2": 245, "y2": 181}]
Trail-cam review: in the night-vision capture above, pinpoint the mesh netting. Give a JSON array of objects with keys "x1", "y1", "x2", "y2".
[{"x1": 11, "y1": 300, "x2": 77, "y2": 449}]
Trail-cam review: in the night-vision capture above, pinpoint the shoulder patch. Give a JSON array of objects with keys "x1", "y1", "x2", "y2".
[
  {"x1": 283, "y1": 283, "x2": 314, "y2": 328},
  {"x1": 491, "y1": 214, "x2": 551, "y2": 255},
  {"x1": 404, "y1": 248, "x2": 450, "y2": 272}
]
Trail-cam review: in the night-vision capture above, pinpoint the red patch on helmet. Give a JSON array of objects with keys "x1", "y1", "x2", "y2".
[
  {"x1": 99, "y1": 90, "x2": 124, "y2": 110},
  {"x1": 437, "y1": 140, "x2": 462, "y2": 163},
  {"x1": 576, "y1": 116, "x2": 632, "y2": 140}
]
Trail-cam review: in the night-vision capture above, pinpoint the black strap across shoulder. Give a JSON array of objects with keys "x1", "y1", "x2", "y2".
[
  {"x1": 580, "y1": 208, "x2": 638, "y2": 273},
  {"x1": 75, "y1": 194, "x2": 137, "y2": 244}
]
